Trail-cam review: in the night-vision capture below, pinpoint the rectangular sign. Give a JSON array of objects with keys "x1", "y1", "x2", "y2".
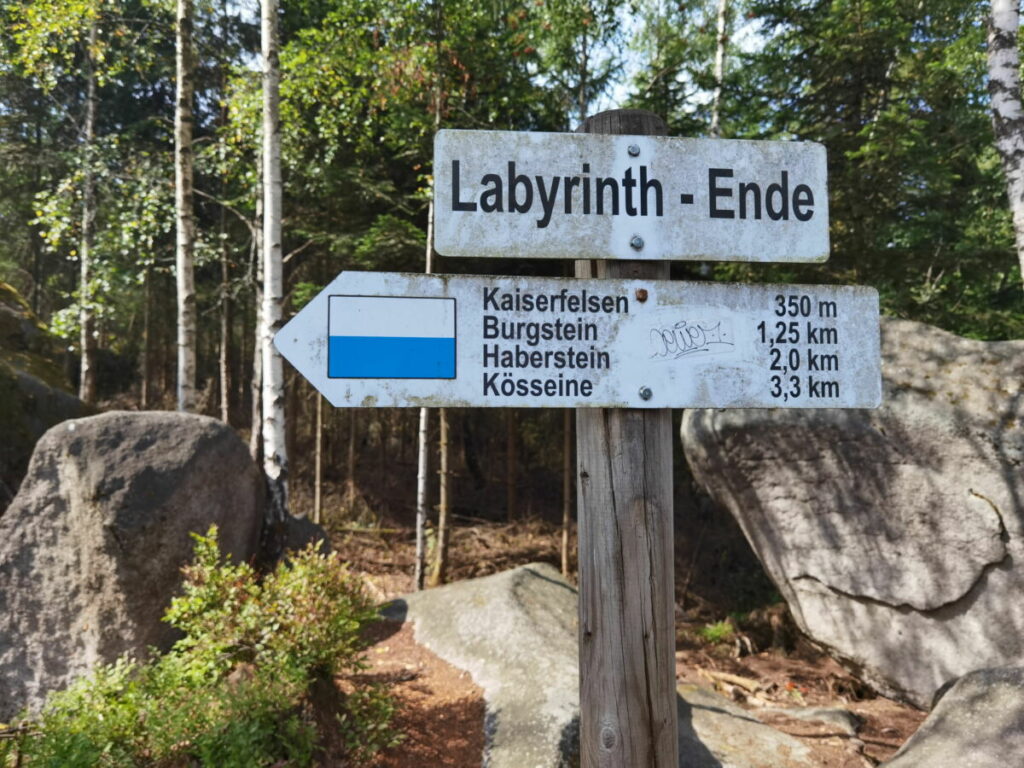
[
  {"x1": 328, "y1": 296, "x2": 456, "y2": 378},
  {"x1": 434, "y1": 130, "x2": 829, "y2": 263},
  {"x1": 276, "y1": 271, "x2": 880, "y2": 409}
]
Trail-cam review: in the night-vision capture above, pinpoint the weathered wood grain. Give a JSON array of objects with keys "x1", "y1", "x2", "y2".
[{"x1": 575, "y1": 109, "x2": 678, "y2": 768}]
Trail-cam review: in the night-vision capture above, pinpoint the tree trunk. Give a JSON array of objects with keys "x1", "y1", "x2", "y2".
[
  {"x1": 709, "y1": 0, "x2": 729, "y2": 138},
  {"x1": 219, "y1": 229, "x2": 232, "y2": 423},
  {"x1": 78, "y1": 21, "x2": 98, "y2": 405},
  {"x1": 506, "y1": 409, "x2": 518, "y2": 521},
  {"x1": 141, "y1": 266, "x2": 152, "y2": 408},
  {"x1": 218, "y1": 0, "x2": 232, "y2": 424},
  {"x1": 429, "y1": 408, "x2": 450, "y2": 587},
  {"x1": 561, "y1": 408, "x2": 572, "y2": 579},
  {"x1": 347, "y1": 408, "x2": 356, "y2": 510},
  {"x1": 414, "y1": 406, "x2": 430, "y2": 591},
  {"x1": 313, "y1": 392, "x2": 323, "y2": 525},
  {"x1": 175, "y1": 0, "x2": 197, "y2": 412},
  {"x1": 249, "y1": 183, "x2": 264, "y2": 463},
  {"x1": 261, "y1": 0, "x2": 288, "y2": 518},
  {"x1": 988, "y1": 0, "x2": 1024, "y2": 290},
  {"x1": 415, "y1": 0, "x2": 444, "y2": 592}
]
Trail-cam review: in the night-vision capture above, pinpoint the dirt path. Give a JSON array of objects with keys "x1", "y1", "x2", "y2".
[{"x1": 333, "y1": 521, "x2": 924, "y2": 766}]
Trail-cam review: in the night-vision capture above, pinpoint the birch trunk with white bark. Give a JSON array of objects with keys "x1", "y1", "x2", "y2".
[
  {"x1": 261, "y1": 0, "x2": 288, "y2": 519},
  {"x1": 988, "y1": 0, "x2": 1024, "y2": 289},
  {"x1": 175, "y1": 0, "x2": 197, "y2": 412},
  {"x1": 710, "y1": 0, "x2": 728, "y2": 139},
  {"x1": 78, "y1": 22, "x2": 99, "y2": 404}
]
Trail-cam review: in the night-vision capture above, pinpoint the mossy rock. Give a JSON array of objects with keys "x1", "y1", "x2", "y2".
[
  {"x1": 0, "y1": 282, "x2": 71, "y2": 391},
  {"x1": 0, "y1": 284, "x2": 89, "y2": 511},
  {"x1": 0, "y1": 360, "x2": 90, "y2": 511}
]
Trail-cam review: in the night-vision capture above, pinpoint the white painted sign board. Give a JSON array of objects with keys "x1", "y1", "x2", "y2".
[
  {"x1": 434, "y1": 129, "x2": 829, "y2": 263},
  {"x1": 275, "y1": 271, "x2": 880, "y2": 409}
]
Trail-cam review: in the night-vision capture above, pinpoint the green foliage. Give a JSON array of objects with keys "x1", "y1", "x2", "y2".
[
  {"x1": 720, "y1": 0, "x2": 1024, "y2": 339},
  {"x1": 0, "y1": 527, "x2": 397, "y2": 767},
  {"x1": 696, "y1": 620, "x2": 735, "y2": 644}
]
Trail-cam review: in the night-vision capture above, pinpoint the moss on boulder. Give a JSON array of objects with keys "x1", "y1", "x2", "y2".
[{"x1": 0, "y1": 283, "x2": 89, "y2": 511}]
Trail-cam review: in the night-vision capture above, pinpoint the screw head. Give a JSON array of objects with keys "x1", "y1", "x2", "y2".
[
  {"x1": 635, "y1": 288, "x2": 648, "y2": 302},
  {"x1": 639, "y1": 386, "x2": 653, "y2": 401},
  {"x1": 630, "y1": 235, "x2": 644, "y2": 250},
  {"x1": 627, "y1": 143, "x2": 640, "y2": 157}
]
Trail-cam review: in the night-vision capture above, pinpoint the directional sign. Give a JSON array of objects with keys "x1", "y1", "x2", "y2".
[
  {"x1": 434, "y1": 129, "x2": 829, "y2": 263},
  {"x1": 275, "y1": 271, "x2": 880, "y2": 409}
]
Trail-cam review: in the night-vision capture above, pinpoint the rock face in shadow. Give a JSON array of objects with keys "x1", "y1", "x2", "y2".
[
  {"x1": 387, "y1": 564, "x2": 816, "y2": 768},
  {"x1": 0, "y1": 411, "x2": 264, "y2": 720},
  {"x1": 682, "y1": 318, "x2": 1024, "y2": 708},
  {"x1": 0, "y1": 282, "x2": 89, "y2": 512},
  {"x1": 882, "y1": 667, "x2": 1024, "y2": 766}
]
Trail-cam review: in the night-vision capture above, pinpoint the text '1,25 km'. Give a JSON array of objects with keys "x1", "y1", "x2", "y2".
[{"x1": 274, "y1": 273, "x2": 879, "y2": 409}]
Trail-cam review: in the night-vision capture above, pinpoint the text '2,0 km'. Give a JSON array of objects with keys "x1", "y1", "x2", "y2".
[
  {"x1": 434, "y1": 129, "x2": 829, "y2": 263},
  {"x1": 274, "y1": 271, "x2": 880, "y2": 409}
]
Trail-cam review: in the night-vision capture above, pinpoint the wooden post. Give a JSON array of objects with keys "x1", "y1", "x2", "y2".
[
  {"x1": 429, "y1": 407, "x2": 450, "y2": 587},
  {"x1": 313, "y1": 392, "x2": 323, "y2": 525},
  {"x1": 575, "y1": 109, "x2": 677, "y2": 768}
]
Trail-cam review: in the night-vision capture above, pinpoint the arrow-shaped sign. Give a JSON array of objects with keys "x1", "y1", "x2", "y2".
[{"x1": 274, "y1": 271, "x2": 880, "y2": 409}]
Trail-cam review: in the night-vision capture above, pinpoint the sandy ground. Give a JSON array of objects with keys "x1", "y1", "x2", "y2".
[{"x1": 326, "y1": 520, "x2": 925, "y2": 767}]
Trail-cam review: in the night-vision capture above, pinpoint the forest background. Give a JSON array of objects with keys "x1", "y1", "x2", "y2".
[{"x1": 0, "y1": 0, "x2": 1020, "y2": 553}]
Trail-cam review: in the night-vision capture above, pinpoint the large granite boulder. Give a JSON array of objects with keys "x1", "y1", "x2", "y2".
[
  {"x1": 0, "y1": 411, "x2": 264, "y2": 720},
  {"x1": 883, "y1": 667, "x2": 1024, "y2": 767},
  {"x1": 386, "y1": 564, "x2": 817, "y2": 768},
  {"x1": 0, "y1": 282, "x2": 88, "y2": 511},
  {"x1": 682, "y1": 317, "x2": 1024, "y2": 708}
]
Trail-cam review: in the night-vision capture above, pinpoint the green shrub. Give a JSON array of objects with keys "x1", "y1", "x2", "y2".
[
  {"x1": 696, "y1": 620, "x2": 735, "y2": 645},
  {"x1": 0, "y1": 526, "x2": 398, "y2": 767}
]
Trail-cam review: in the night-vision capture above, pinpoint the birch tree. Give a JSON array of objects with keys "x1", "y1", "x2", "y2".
[
  {"x1": 79, "y1": 18, "x2": 99, "y2": 403},
  {"x1": 175, "y1": 0, "x2": 197, "y2": 411},
  {"x1": 11, "y1": 2, "x2": 106, "y2": 402},
  {"x1": 988, "y1": 0, "x2": 1024, "y2": 290},
  {"x1": 709, "y1": 0, "x2": 728, "y2": 138},
  {"x1": 261, "y1": 0, "x2": 288, "y2": 519}
]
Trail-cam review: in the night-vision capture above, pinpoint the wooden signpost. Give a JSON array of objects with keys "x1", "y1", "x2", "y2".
[
  {"x1": 575, "y1": 109, "x2": 676, "y2": 767},
  {"x1": 275, "y1": 109, "x2": 880, "y2": 768}
]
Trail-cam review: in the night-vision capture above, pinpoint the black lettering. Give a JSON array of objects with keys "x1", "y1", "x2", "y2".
[
  {"x1": 596, "y1": 177, "x2": 619, "y2": 215},
  {"x1": 582, "y1": 164, "x2": 591, "y2": 214},
  {"x1": 766, "y1": 171, "x2": 789, "y2": 220},
  {"x1": 483, "y1": 287, "x2": 499, "y2": 310},
  {"x1": 564, "y1": 176, "x2": 580, "y2": 214},
  {"x1": 739, "y1": 181, "x2": 761, "y2": 219},
  {"x1": 483, "y1": 315, "x2": 498, "y2": 338},
  {"x1": 480, "y1": 173, "x2": 503, "y2": 212},
  {"x1": 709, "y1": 168, "x2": 734, "y2": 219},
  {"x1": 452, "y1": 160, "x2": 477, "y2": 212},
  {"x1": 623, "y1": 167, "x2": 638, "y2": 216},
  {"x1": 483, "y1": 372, "x2": 499, "y2": 395},
  {"x1": 508, "y1": 161, "x2": 533, "y2": 213},
  {"x1": 793, "y1": 184, "x2": 814, "y2": 221},
  {"x1": 535, "y1": 175, "x2": 561, "y2": 228},
  {"x1": 640, "y1": 166, "x2": 663, "y2": 216}
]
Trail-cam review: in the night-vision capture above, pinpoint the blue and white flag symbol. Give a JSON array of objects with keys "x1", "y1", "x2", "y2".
[{"x1": 328, "y1": 295, "x2": 456, "y2": 379}]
